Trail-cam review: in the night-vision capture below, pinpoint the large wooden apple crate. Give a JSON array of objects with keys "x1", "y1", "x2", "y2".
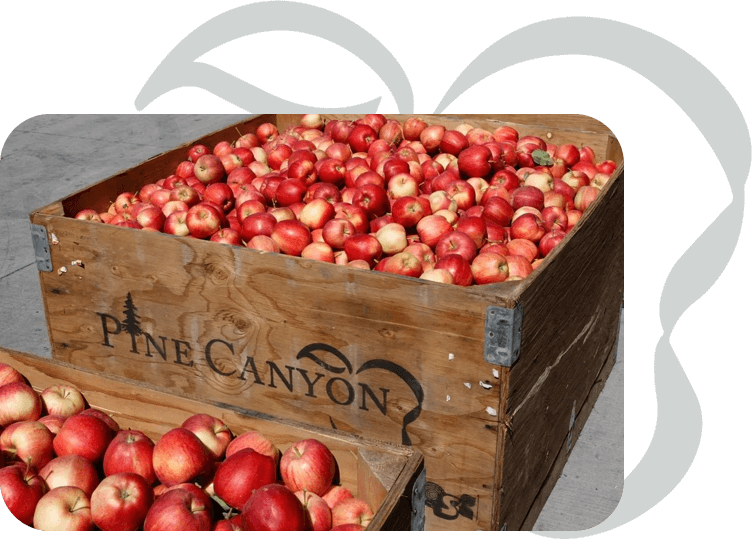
[
  {"x1": 28, "y1": 114, "x2": 623, "y2": 531},
  {"x1": 0, "y1": 346, "x2": 425, "y2": 531}
]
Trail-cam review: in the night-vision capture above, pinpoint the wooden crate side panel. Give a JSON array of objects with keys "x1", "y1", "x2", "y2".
[
  {"x1": 497, "y1": 170, "x2": 624, "y2": 530},
  {"x1": 519, "y1": 347, "x2": 618, "y2": 530},
  {"x1": 30, "y1": 213, "x2": 508, "y2": 530}
]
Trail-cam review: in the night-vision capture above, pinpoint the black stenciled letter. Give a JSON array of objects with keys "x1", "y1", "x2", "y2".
[
  {"x1": 97, "y1": 313, "x2": 122, "y2": 348},
  {"x1": 204, "y1": 339, "x2": 237, "y2": 377},
  {"x1": 296, "y1": 368, "x2": 325, "y2": 397},
  {"x1": 326, "y1": 377, "x2": 355, "y2": 406},
  {"x1": 239, "y1": 357, "x2": 265, "y2": 384},
  {"x1": 172, "y1": 339, "x2": 193, "y2": 367}
]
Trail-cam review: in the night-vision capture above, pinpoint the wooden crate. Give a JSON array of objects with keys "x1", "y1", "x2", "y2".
[
  {"x1": 0, "y1": 346, "x2": 425, "y2": 531},
  {"x1": 28, "y1": 114, "x2": 623, "y2": 531}
]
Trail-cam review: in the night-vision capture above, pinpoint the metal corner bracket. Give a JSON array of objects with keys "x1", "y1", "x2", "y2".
[
  {"x1": 411, "y1": 467, "x2": 426, "y2": 531},
  {"x1": 483, "y1": 303, "x2": 523, "y2": 367},
  {"x1": 30, "y1": 223, "x2": 52, "y2": 272}
]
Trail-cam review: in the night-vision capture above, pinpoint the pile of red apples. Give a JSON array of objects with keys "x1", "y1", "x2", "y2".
[
  {"x1": 0, "y1": 362, "x2": 373, "y2": 531},
  {"x1": 75, "y1": 114, "x2": 616, "y2": 285}
]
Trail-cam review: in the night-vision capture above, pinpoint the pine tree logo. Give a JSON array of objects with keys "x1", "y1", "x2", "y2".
[{"x1": 120, "y1": 292, "x2": 143, "y2": 353}]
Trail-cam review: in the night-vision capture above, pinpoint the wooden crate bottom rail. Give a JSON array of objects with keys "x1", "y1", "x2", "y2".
[{"x1": 0, "y1": 347, "x2": 426, "y2": 531}]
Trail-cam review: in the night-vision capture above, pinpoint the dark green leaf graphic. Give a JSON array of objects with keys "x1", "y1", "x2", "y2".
[
  {"x1": 135, "y1": 1, "x2": 413, "y2": 113},
  {"x1": 433, "y1": 16, "x2": 749, "y2": 537}
]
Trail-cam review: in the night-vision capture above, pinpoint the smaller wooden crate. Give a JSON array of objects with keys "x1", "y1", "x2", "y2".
[{"x1": 0, "y1": 346, "x2": 426, "y2": 531}]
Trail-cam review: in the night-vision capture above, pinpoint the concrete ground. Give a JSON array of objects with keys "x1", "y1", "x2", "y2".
[{"x1": 0, "y1": 115, "x2": 623, "y2": 531}]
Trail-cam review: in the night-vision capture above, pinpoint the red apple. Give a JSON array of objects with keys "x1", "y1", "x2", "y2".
[
  {"x1": 455, "y1": 216, "x2": 487, "y2": 249},
  {"x1": 343, "y1": 234, "x2": 382, "y2": 268},
  {"x1": 510, "y1": 213, "x2": 546, "y2": 243},
  {"x1": 163, "y1": 210, "x2": 190, "y2": 236},
  {"x1": 420, "y1": 125, "x2": 445, "y2": 154},
  {"x1": 505, "y1": 254, "x2": 534, "y2": 281},
  {"x1": 374, "y1": 223, "x2": 408, "y2": 256},
  {"x1": 193, "y1": 154, "x2": 225, "y2": 185},
  {"x1": 416, "y1": 215, "x2": 453, "y2": 248},
  {"x1": 434, "y1": 254, "x2": 473, "y2": 286},
  {"x1": 181, "y1": 413, "x2": 233, "y2": 461},
  {"x1": 0, "y1": 463, "x2": 47, "y2": 526},
  {"x1": 352, "y1": 184, "x2": 390, "y2": 220},
  {"x1": 391, "y1": 196, "x2": 425, "y2": 229},
  {"x1": 90, "y1": 472, "x2": 154, "y2": 531},
  {"x1": 493, "y1": 125, "x2": 519, "y2": 143},
  {"x1": 0, "y1": 382, "x2": 42, "y2": 427},
  {"x1": 331, "y1": 498, "x2": 374, "y2": 529},
  {"x1": 271, "y1": 220, "x2": 312, "y2": 256},
  {"x1": 457, "y1": 145, "x2": 492, "y2": 178},
  {"x1": 187, "y1": 144, "x2": 211, "y2": 162},
  {"x1": 54, "y1": 413, "x2": 115, "y2": 463},
  {"x1": 0, "y1": 420, "x2": 54, "y2": 469},
  {"x1": 74, "y1": 209, "x2": 103, "y2": 223},
  {"x1": 506, "y1": 239, "x2": 539, "y2": 263},
  {"x1": 402, "y1": 242, "x2": 436, "y2": 273},
  {"x1": 524, "y1": 171, "x2": 554, "y2": 193},
  {"x1": 321, "y1": 218, "x2": 356, "y2": 250},
  {"x1": 335, "y1": 204, "x2": 369, "y2": 234},
  {"x1": 591, "y1": 172, "x2": 612, "y2": 189},
  {"x1": 280, "y1": 439, "x2": 337, "y2": 497},
  {"x1": 226, "y1": 430, "x2": 281, "y2": 464},
  {"x1": 144, "y1": 486, "x2": 212, "y2": 531},
  {"x1": 316, "y1": 158, "x2": 347, "y2": 186},
  {"x1": 511, "y1": 186, "x2": 545, "y2": 211},
  {"x1": 38, "y1": 385, "x2": 84, "y2": 418},
  {"x1": 152, "y1": 428, "x2": 213, "y2": 486},
  {"x1": 241, "y1": 483, "x2": 310, "y2": 531},
  {"x1": 39, "y1": 454, "x2": 100, "y2": 496},
  {"x1": 247, "y1": 235, "x2": 280, "y2": 253},
  {"x1": 213, "y1": 448, "x2": 277, "y2": 511},
  {"x1": 299, "y1": 198, "x2": 336, "y2": 230},
  {"x1": 382, "y1": 252, "x2": 423, "y2": 278},
  {"x1": 113, "y1": 192, "x2": 139, "y2": 214},
  {"x1": 321, "y1": 485, "x2": 354, "y2": 510},
  {"x1": 33, "y1": 486, "x2": 93, "y2": 531},
  {"x1": 132, "y1": 205, "x2": 164, "y2": 230},
  {"x1": 274, "y1": 178, "x2": 307, "y2": 207},
  {"x1": 149, "y1": 188, "x2": 172, "y2": 208},
  {"x1": 541, "y1": 206, "x2": 569, "y2": 232},
  {"x1": 103, "y1": 429, "x2": 157, "y2": 485},
  {"x1": 210, "y1": 228, "x2": 243, "y2": 245},
  {"x1": 256, "y1": 123, "x2": 279, "y2": 144},
  {"x1": 538, "y1": 229, "x2": 568, "y2": 258},
  {"x1": 301, "y1": 242, "x2": 336, "y2": 263},
  {"x1": 574, "y1": 185, "x2": 600, "y2": 211},
  {"x1": 471, "y1": 253, "x2": 510, "y2": 285},
  {"x1": 419, "y1": 268, "x2": 454, "y2": 283},
  {"x1": 185, "y1": 203, "x2": 222, "y2": 239},
  {"x1": 440, "y1": 130, "x2": 469, "y2": 156},
  {"x1": 566, "y1": 209, "x2": 584, "y2": 231},
  {"x1": 481, "y1": 197, "x2": 515, "y2": 227},
  {"x1": 296, "y1": 490, "x2": 332, "y2": 531},
  {"x1": 435, "y1": 230, "x2": 476, "y2": 263},
  {"x1": 38, "y1": 414, "x2": 66, "y2": 435},
  {"x1": 241, "y1": 212, "x2": 277, "y2": 243},
  {"x1": 0, "y1": 363, "x2": 25, "y2": 387},
  {"x1": 445, "y1": 180, "x2": 476, "y2": 211},
  {"x1": 561, "y1": 170, "x2": 590, "y2": 192},
  {"x1": 203, "y1": 183, "x2": 235, "y2": 213},
  {"x1": 386, "y1": 173, "x2": 419, "y2": 199},
  {"x1": 347, "y1": 124, "x2": 378, "y2": 153},
  {"x1": 300, "y1": 114, "x2": 324, "y2": 130}
]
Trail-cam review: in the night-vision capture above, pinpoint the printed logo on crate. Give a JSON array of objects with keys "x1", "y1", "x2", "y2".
[{"x1": 95, "y1": 293, "x2": 425, "y2": 446}]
